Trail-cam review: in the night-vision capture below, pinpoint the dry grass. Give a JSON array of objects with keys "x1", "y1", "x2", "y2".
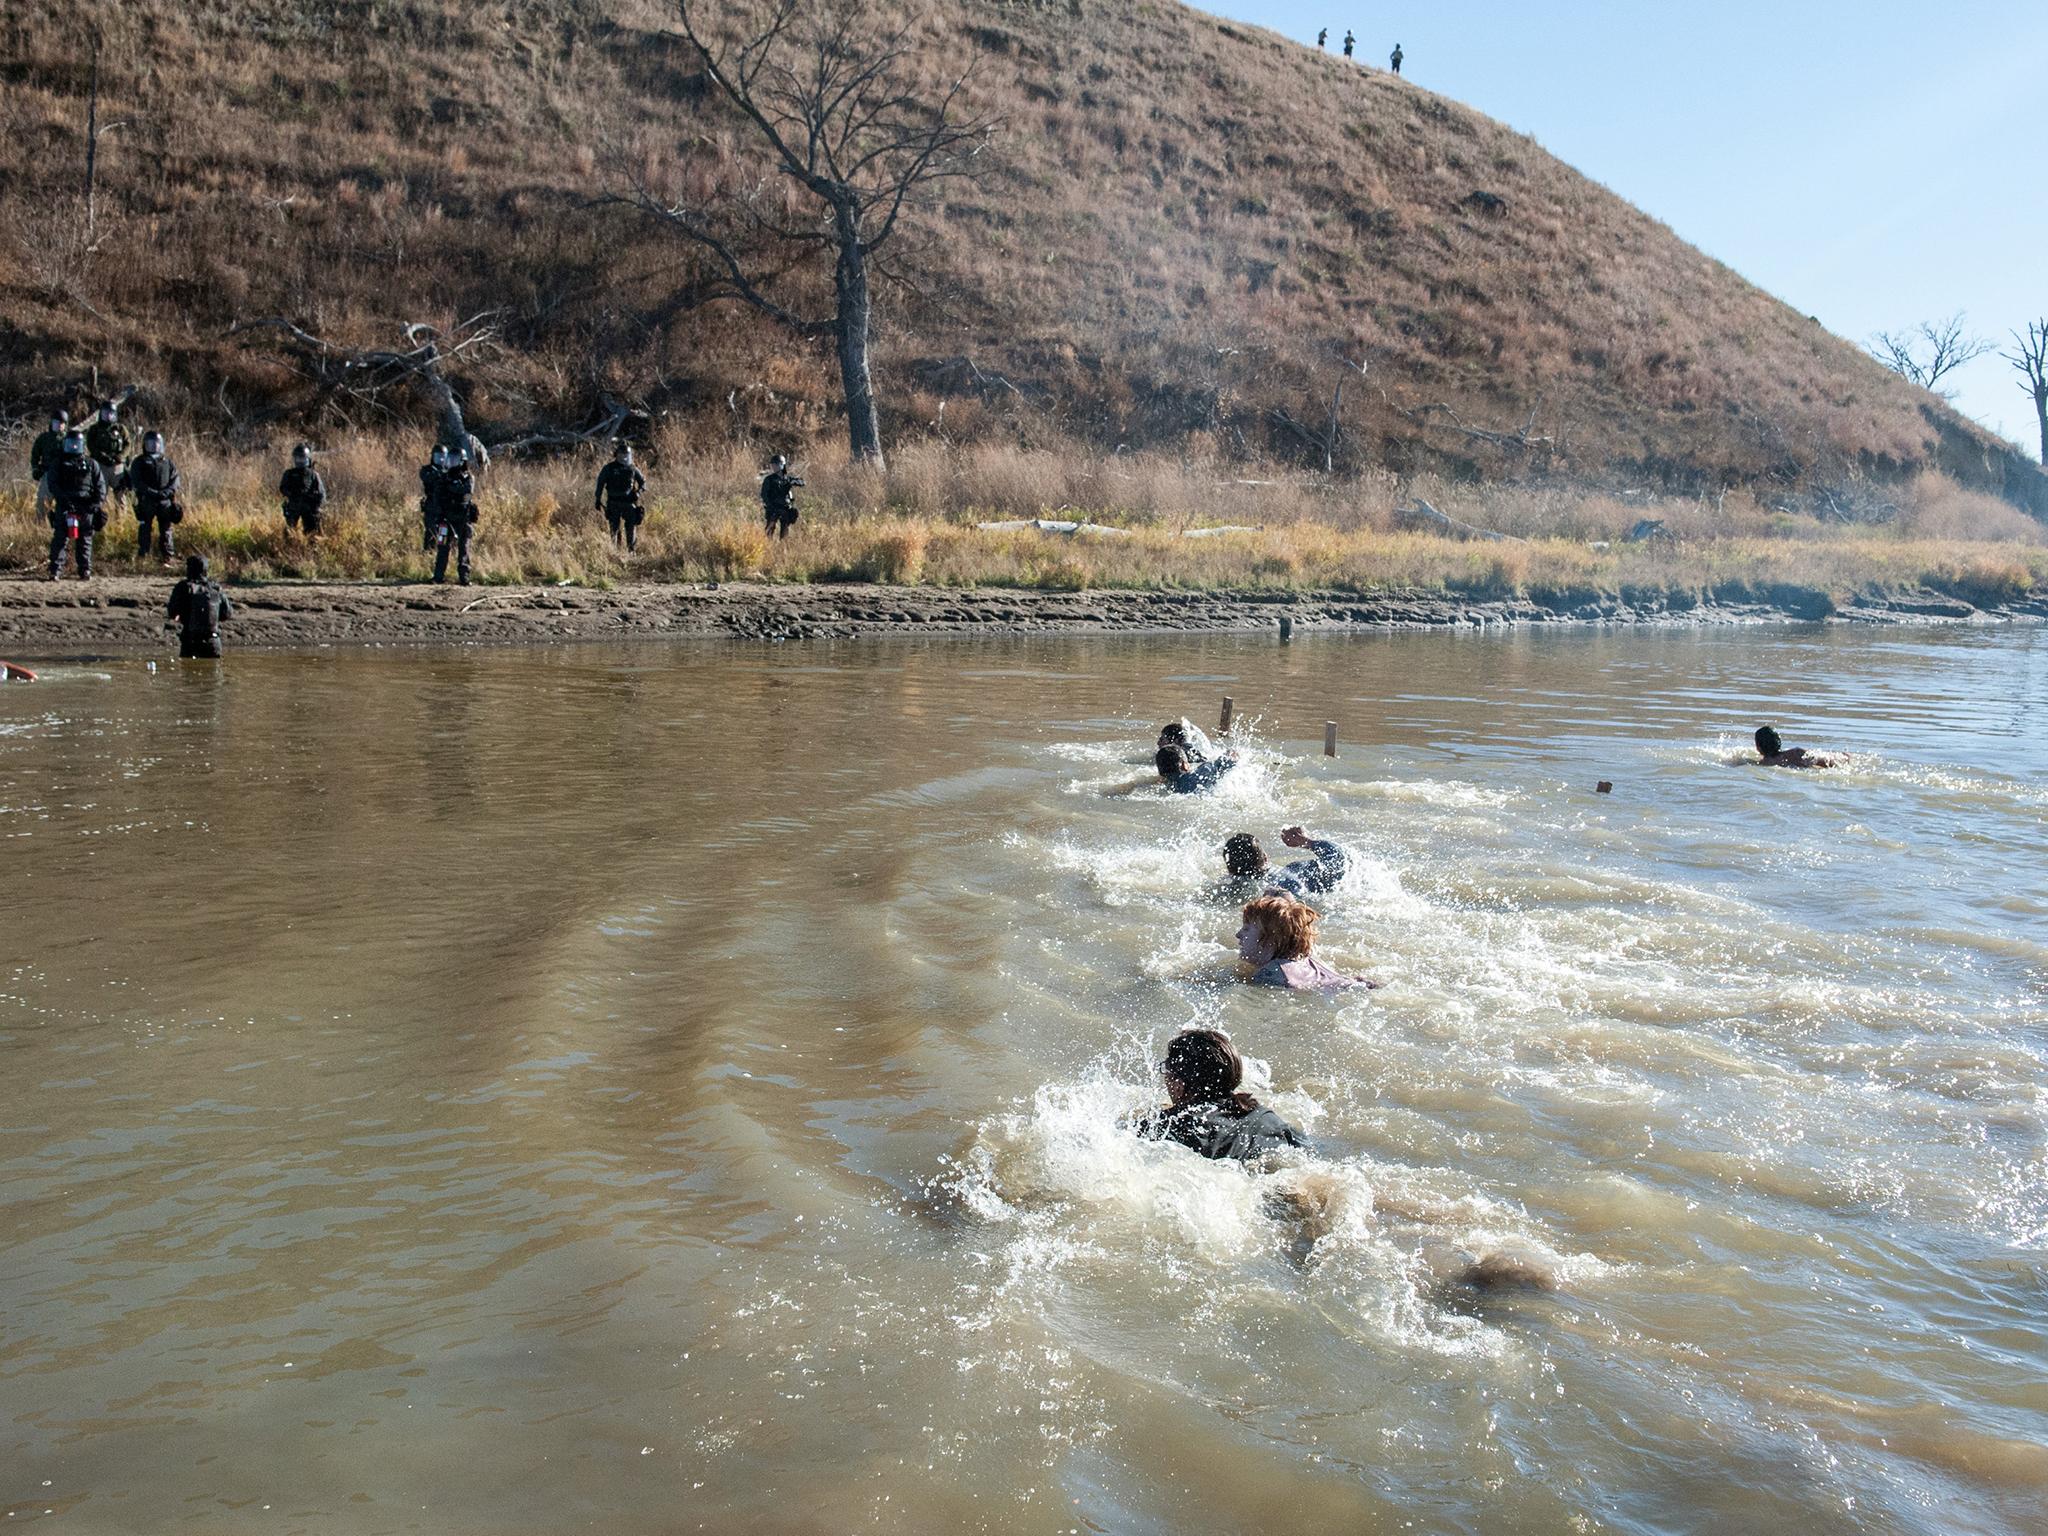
[
  {"x1": 5, "y1": 441, "x2": 2039, "y2": 609},
  {"x1": 0, "y1": 0, "x2": 2038, "y2": 515}
]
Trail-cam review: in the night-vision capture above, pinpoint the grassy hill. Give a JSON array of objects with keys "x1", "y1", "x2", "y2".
[{"x1": 2, "y1": 0, "x2": 2043, "y2": 520}]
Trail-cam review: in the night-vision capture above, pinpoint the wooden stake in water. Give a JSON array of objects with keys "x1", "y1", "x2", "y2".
[
  {"x1": 1278, "y1": 614, "x2": 1294, "y2": 644},
  {"x1": 1324, "y1": 721, "x2": 1338, "y2": 757},
  {"x1": 1220, "y1": 696, "x2": 1234, "y2": 734}
]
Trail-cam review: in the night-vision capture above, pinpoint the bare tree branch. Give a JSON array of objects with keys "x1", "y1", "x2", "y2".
[
  {"x1": 2007, "y1": 318, "x2": 2048, "y2": 465},
  {"x1": 1868, "y1": 312, "x2": 1995, "y2": 398}
]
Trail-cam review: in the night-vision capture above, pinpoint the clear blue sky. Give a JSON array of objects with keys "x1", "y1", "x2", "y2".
[{"x1": 1215, "y1": 0, "x2": 2048, "y2": 451}]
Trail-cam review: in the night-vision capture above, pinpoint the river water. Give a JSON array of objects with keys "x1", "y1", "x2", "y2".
[{"x1": 2, "y1": 624, "x2": 2044, "y2": 1534}]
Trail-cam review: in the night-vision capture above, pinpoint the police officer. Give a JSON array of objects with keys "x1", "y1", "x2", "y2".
[
  {"x1": 760, "y1": 454, "x2": 803, "y2": 540},
  {"x1": 280, "y1": 443, "x2": 326, "y2": 537},
  {"x1": 166, "y1": 554, "x2": 233, "y2": 659},
  {"x1": 594, "y1": 441, "x2": 647, "y2": 550},
  {"x1": 85, "y1": 402, "x2": 129, "y2": 486},
  {"x1": 1317, "y1": 27, "x2": 1327, "y2": 48},
  {"x1": 37, "y1": 432, "x2": 108, "y2": 581},
  {"x1": 419, "y1": 444, "x2": 449, "y2": 551},
  {"x1": 1390, "y1": 42, "x2": 1403, "y2": 74},
  {"x1": 122, "y1": 430, "x2": 183, "y2": 562},
  {"x1": 425, "y1": 446, "x2": 478, "y2": 585},
  {"x1": 1343, "y1": 29, "x2": 1354, "y2": 57},
  {"x1": 29, "y1": 410, "x2": 69, "y2": 482}
]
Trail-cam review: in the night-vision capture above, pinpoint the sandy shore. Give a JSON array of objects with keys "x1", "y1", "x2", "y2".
[{"x1": 0, "y1": 574, "x2": 2036, "y2": 656}]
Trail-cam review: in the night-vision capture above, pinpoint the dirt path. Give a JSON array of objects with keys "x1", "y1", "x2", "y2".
[{"x1": 0, "y1": 574, "x2": 2028, "y2": 656}]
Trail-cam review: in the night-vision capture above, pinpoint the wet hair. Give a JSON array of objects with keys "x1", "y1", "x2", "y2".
[
  {"x1": 1162, "y1": 1029, "x2": 1259, "y2": 1115},
  {"x1": 1242, "y1": 893, "x2": 1318, "y2": 962},
  {"x1": 1755, "y1": 725, "x2": 1783, "y2": 757},
  {"x1": 1157, "y1": 721, "x2": 1192, "y2": 749},
  {"x1": 186, "y1": 554, "x2": 207, "y2": 578},
  {"x1": 1155, "y1": 744, "x2": 1189, "y2": 778},
  {"x1": 1222, "y1": 832, "x2": 1267, "y2": 877}
]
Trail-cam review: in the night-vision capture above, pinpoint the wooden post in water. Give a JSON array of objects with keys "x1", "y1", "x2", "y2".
[
  {"x1": 1278, "y1": 614, "x2": 1293, "y2": 644},
  {"x1": 1324, "y1": 721, "x2": 1337, "y2": 757},
  {"x1": 1219, "y1": 696, "x2": 1235, "y2": 734}
]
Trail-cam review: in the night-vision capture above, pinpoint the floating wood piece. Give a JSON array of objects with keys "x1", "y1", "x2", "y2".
[
  {"x1": 1324, "y1": 721, "x2": 1338, "y2": 757},
  {"x1": 1220, "y1": 696, "x2": 1234, "y2": 733},
  {"x1": 1596, "y1": 781, "x2": 1613, "y2": 794}
]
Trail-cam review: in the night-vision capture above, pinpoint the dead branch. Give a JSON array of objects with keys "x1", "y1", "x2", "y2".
[
  {"x1": 1396, "y1": 397, "x2": 1553, "y2": 454},
  {"x1": 1395, "y1": 498, "x2": 1519, "y2": 542}
]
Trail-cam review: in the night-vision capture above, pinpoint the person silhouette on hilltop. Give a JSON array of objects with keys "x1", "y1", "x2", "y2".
[
  {"x1": 1390, "y1": 43, "x2": 1404, "y2": 75},
  {"x1": 1317, "y1": 27, "x2": 1327, "y2": 49},
  {"x1": 1342, "y1": 30, "x2": 1355, "y2": 58}
]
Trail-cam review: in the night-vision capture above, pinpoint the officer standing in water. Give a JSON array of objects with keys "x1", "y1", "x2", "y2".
[
  {"x1": 166, "y1": 555, "x2": 233, "y2": 658},
  {"x1": 37, "y1": 431, "x2": 108, "y2": 580},
  {"x1": 594, "y1": 440, "x2": 647, "y2": 550},
  {"x1": 122, "y1": 430, "x2": 183, "y2": 563},
  {"x1": 280, "y1": 443, "x2": 326, "y2": 537},
  {"x1": 425, "y1": 446, "x2": 479, "y2": 584},
  {"x1": 28, "y1": 410, "x2": 69, "y2": 482},
  {"x1": 760, "y1": 454, "x2": 802, "y2": 539}
]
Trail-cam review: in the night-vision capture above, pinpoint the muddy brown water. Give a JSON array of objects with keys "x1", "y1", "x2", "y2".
[{"x1": 2, "y1": 626, "x2": 2044, "y2": 1534}]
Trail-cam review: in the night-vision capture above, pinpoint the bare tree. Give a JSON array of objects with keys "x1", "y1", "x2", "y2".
[
  {"x1": 2007, "y1": 319, "x2": 2048, "y2": 465},
  {"x1": 1868, "y1": 313, "x2": 1994, "y2": 398},
  {"x1": 641, "y1": 0, "x2": 994, "y2": 467}
]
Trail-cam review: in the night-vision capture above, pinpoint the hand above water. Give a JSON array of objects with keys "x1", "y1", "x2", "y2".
[{"x1": 1279, "y1": 825, "x2": 1309, "y2": 848}]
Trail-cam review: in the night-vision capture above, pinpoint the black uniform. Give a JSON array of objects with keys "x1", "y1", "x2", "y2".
[
  {"x1": 1138, "y1": 1101, "x2": 1310, "y2": 1162},
  {"x1": 595, "y1": 461, "x2": 647, "y2": 549},
  {"x1": 280, "y1": 465, "x2": 326, "y2": 535},
  {"x1": 123, "y1": 452, "x2": 182, "y2": 560},
  {"x1": 1389, "y1": 46, "x2": 1403, "y2": 74},
  {"x1": 166, "y1": 575, "x2": 232, "y2": 658},
  {"x1": 85, "y1": 418, "x2": 129, "y2": 480},
  {"x1": 426, "y1": 466, "x2": 478, "y2": 583},
  {"x1": 1342, "y1": 31, "x2": 1355, "y2": 57},
  {"x1": 760, "y1": 469, "x2": 802, "y2": 538},
  {"x1": 43, "y1": 457, "x2": 108, "y2": 579},
  {"x1": 29, "y1": 428, "x2": 66, "y2": 482}
]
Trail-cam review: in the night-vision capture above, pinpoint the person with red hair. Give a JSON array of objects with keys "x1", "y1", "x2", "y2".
[{"x1": 1236, "y1": 893, "x2": 1366, "y2": 990}]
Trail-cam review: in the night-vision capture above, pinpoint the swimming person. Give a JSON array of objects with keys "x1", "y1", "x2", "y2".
[
  {"x1": 1156, "y1": 718, "x2": 1215, "y2": 762},
  {"x1": 1136, "y1": 1029, "x2": 1310, "y2": 1162},
  {"x1": 1156, "y1": 743, "x2": 1238, "y2": 794},
  {"x1": 1753, "y1": 725, "x2": 1846, "y2": 770},
  {"x1": 1217, "y1": 826, "x2": 1350, "y2": 904},
  {"x1": 1237, "y1": 892, "x2": 1368, "y2": 990}
]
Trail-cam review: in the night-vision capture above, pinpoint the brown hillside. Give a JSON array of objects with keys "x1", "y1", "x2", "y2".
[{"x1": 2, "y1": 0, "x2": 2041, "y2": 514}]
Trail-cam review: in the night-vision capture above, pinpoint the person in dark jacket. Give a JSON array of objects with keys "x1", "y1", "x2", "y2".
[
  {"x1": 280, "y1": 443, "x2": 326, "y2": 537},
  {"x1": 85, "y1": 403, "x2": 129, "y2": 486},
  {"x1": 418, "y1": 444, "x2": 451, "y2": 550},
  {"x1": 1752, "y1": 724, "x2": 1846, "y2": 770},
  {"x1": 1317, "y1": 27, "x2": 1327, "y2": 48},
  {"x1": 424, "y1": 447, "x2": 478, "y2": 585},
  {"x1": 1216, "y1": 826, "x2": 1350, "y2": 904},
  {"x1": 166, "y1": 554, "x2": 232, "y2": 659},
  {"x1": 760, "y1": 454, "x2": 802, "y2": 539},
  {"x1": 1137, "y1": 1029, "x2": 1309, "y2": 1163},
  {"x1": 1156, "y1": 718, "x2": 1215, "y2": 763},
  {"x1": 28, "y1": 411, "x2": 69, "y2": 482},
  {"x1": 1390, "y1": 42, "x2": 1404, "y2": 74},
  {"x1": 594, "y1": 441, "x2": 647, "y2": 550},
  {"x1": 37, "y1": 432, "x2": 107, "y2": 581},
  {"x1": 1156, "y1": 743, "x2": 1239, "y2": 794},
  {"x1": 1342, "y1": 29, "x2": 1354, "y2": 57},
  {"x1": 122, "y1": 430, "x2": 182, "y2": 561}
]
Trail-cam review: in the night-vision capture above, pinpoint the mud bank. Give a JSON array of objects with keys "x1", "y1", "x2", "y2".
[{"x1": 1, "y1": 575, "x2": 2039, "y2": 655}]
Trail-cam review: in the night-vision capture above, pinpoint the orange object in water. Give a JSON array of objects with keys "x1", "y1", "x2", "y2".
[{"x1": 1, "y1": 660, "x2": 38, "y2": 682}]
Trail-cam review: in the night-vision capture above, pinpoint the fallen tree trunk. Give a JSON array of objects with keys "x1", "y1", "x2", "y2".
[{"x1": 1395, "y1": 498, "x2": 1519, "y2": 542}]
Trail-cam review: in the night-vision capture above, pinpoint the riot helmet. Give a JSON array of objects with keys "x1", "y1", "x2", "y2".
[
  {"x1": 431, "y1": 445, "x2": 452, "y2": 470},
  {"x1": 292, "y1": 443, "x2": 313, "y2": 467},
  {"x1": 98, "y1": 402, "x2": 117, "y2": 421},
  {"x1": 142, "y1": 431, "x2": 164, "y2": 456},
  {"x1": 60, "y1": 432, "x2": 86, "y2": 457}
]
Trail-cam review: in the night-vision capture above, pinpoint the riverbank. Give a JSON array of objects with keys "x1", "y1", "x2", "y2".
[{"x1": 3, "y1": 573, "x2": 2041, "y2": 655}]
